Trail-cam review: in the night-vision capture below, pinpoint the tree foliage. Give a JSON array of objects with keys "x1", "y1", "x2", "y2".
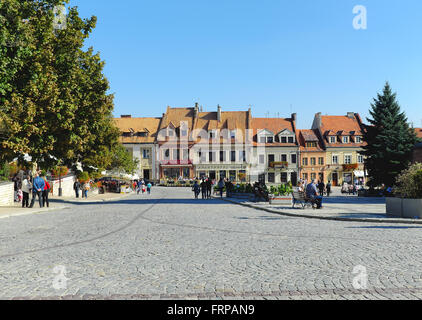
[
  {"x1": 0, "y1": 0, "x2": 121, "y2": 172},
  {"x1": 361, "y1": 82, "x2": 418, "y2": 188}
]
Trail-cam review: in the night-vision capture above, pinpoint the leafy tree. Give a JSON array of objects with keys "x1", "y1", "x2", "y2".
[
  {"x1": 107, "y1": 144, "x2": 139, "y2": 176},
  {"x1": 361, "y1": 82, "x2": 418, "y2": 188},
  {"x1": 0, "y1": 0, "x2": 120, "y2": 172}
]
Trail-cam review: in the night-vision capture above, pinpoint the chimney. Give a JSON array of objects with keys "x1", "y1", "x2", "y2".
[
  {"x1": 121, "y1": 115, "x2": 131, "y2": 118},
  {"x1": 347, "y1": 112, "x2": 355, "y2": 119},
  {"x1": 291, "y1": 113, "x2": 297, "y2": 122},
  {"x1": 217, "y1": 105, "x2": 222, "y2": 122},
  {"x1": 194, "y1": 103, "x2": 199, "y2": 118},
  {"x1": 312, "y1": 112, "x2": 322, "y2": 129}
]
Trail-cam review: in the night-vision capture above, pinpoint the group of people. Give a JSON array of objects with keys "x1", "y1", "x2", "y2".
[
  {"x1": 73, "y1": 179, "x2": 91, "y2": 198},
  {"x1": 192, "y1": 177, "x2": 214, "y2": 199},
  {"x1": 296, "y1": 179, "x2": 332, "y2": 209},
  {"x1": 133, "y1": 179, "x2": 152, "y2": 195},
  {"x1": 13, "y1": 170, "x2": 51, "y2": 208}
]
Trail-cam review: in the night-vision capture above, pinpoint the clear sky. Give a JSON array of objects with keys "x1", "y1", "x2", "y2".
[{"x1": 70, "y1": 0, "x2": 422, "y2": 129}]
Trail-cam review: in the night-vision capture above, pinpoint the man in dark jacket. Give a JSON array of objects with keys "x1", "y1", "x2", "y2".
[
  {"x1": 200, "y1": 179, "x2": 207, "y2": 199},
  {"x1": 74, "y1": 179, "x2": 81, "y2": 198},
  {"x1": 306, "y1": 179, "x2": 323, "y2": 209}
]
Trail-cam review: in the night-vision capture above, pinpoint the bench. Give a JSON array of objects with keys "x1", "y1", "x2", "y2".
[{"x1": 292, "y1": 190, "x2": 316, "y2": 209}]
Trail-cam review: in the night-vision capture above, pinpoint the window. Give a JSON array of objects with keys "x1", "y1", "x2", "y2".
[
  {"x1": 358, "y1": 155, "x2": 364, "y2": 164},
  {"x1": 332, "y1": 155, "x2": 338, "y2": 164},
  {"x1": 267, "y1": 136, "x2": 274, "y2": 143},
  {"x1": 259, "y1": 136, "x2": 266, "y2": 143},
  {"x1": 281, "y1": 154, "x2": 287, "y2": 162},
  {"x1": 311, "y1": 173, "x2": 316, "y2": 180},
  {"x1": 302, "y1": 173, "x2": 308, "y2": 181},
  {"x1": 268, "y1": 173, "x2": 275, "y2": 183},
  {"x1": 281, "y1": 137, "x2": 287, "y2": 143},
  {"x1": 355, "y1": 136, "x2": 362, "y2": 143},
  {"x1": 138, "y1": 132, "x2": 148, "y2": 137},
  {"x1": 230, "y1": 130, "x2": 236, "y2": 139},
  {"x1": 182, "y1": 149, "x2": 189, "y2": 160},
  {"x1": 209, "y1": 131, "x2": 215, "y2": 139},
  {"x1": 142, "y1": 149, "x2": 150, "y2": 159},
  {"x1": 310, "y1": 158, "x2": 316, "y2": 166},
  {"x1": 344, "y1": 155, "x2": 352, "y2": 164},
  {"x1": 209, "y1": 152, "x2": 216, "y2": 163},
  {"x1": 231, "y1": 151, "x2": 236, "y2": 162},
  {"x1": 259, "y1": 154, "x2": 265, "y2": 164},
  {"x1": 220, "y1": 151, "x2": 226, "y2": 162},
  {"x1": 268, "y1": 154, "x2": 275, "y2": 164},
  {"x1": 198, "y1": 151, "x2": 206, "y2": 163},
  {"x1": 318, "y1": 157, "x2": 324, "y2": 165},
  {"x1": 291, "y1": 154, "x2": 297, "y2": 164},
  {"x1": 302, "y1": 158, "x2": 308, "y2": 166},
  {"x1": 343, "y1": 136, "x2": 349, "y2": 143},
  {"x1": 306, "y1": 142, "x2": 317, "y2": 148},
  {"x1": 281, "y1": 172, "x2": 288, "y2": 183},
  {"x1": 330, "y1": 136, "x2": 336, "y2": 143},
  {"x1": 239, "y1": 150, "x2": 246, "y2": 162},
  {"x1": 183, "y1": 168, "x2": 190, "y2": 178},
  {"x1": 288, "y1": 136, "x2": 294, "y2": 143},
  {"x1": 173, "y1": 149, "x2": 179, "y2": 160},
  {"x1": 168, "y1": 129, "x2": 174, "y2": 137},
  {"x1": 181, "y1": 129, "x2": 187, "y2": 137},
  {"x1": 164, "y1": 149, "x2": 170, "y2": 159}
]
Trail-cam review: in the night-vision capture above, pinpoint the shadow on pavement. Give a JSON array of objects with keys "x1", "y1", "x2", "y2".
[{"x1": 49, "y1": 197, "x2": 229, "y2": 206}]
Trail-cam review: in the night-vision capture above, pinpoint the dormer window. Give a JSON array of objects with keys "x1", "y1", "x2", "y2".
[
  {"x1": 342, "y1": 136, "x2": 349, "y2": 143},
  {"x1": 267, "y1": 136, "x2": 274, "y2": 143},
  {"x1": 330, "y1": 136, "x2": 336, "y2": 143},
  {"x1": 288, "y1": 136, "x2": 294, "y2": 143},
  {"x1": 230, "y1": 130, "x2": 236, "y2": 139},
  {"x1": 137, "y1": 132, "x2": 148, "y2": 137},
  {"x1": 209, "y1": 131, "x2": 216, "y2": 139},
  {"x1": 355, "y1": 136, "x2": 362, "y2": 143},
  {"x1": 306, "y1": 142, "x2": 317, "y2": 148}
]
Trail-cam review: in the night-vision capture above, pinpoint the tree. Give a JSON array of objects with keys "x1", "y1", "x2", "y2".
[
  {"x1": 107, "y1": 145, "x2": 139, "y2": 176},
  {"x1": 0, "y1": 0, "x2": 120, "y2": 171},
  {"x1": 361, "y1": 82, "x2": 418, "y2": 188}
]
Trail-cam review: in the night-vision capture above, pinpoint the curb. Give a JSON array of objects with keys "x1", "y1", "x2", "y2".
[
  {"x1": 219, "y1": 197, "x2": 422, "y2": 225},
  {"x1": 50, "y1": 193, "x2": 133, "y2": 205},
  {"x1": 0, "y1": 206, "x2": 70, "y2": 220}
]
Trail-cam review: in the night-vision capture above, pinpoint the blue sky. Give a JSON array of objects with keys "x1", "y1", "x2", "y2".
[{"x1": 70, "y1": 0, "x2": 422, "y2": 129}]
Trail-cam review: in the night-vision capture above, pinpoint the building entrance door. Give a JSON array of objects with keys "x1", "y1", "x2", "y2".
[
  {"x1": 291, "y1": 172, "x2": 297, "y2": 186},
  {"x1": 332, "y1": 172, "x2": 338, "y2": 186},
  {"x1": 143, "y1": 169, "x2": 150, "y2": 180}
]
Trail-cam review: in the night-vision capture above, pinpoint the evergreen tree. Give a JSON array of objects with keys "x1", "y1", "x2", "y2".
[{"x1": 361, "y1": 82, "x2": 418, "y2": 188}]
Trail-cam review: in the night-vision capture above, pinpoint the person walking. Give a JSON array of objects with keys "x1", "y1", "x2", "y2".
[
  {"x1": 41, "y1": 175, "x2": 51, "y2": 208},
  {"x1": 82, "y1": 181, "x2": 90, "y2": 198},
  {"x1": 326, "y1": 181, "x2": 332, "y2": 197},
  {"x1": 218, "y1": 178, "x2": 225, "y2": 198},
  {"x1": 137, "y1": 180, "x2": 142, "y2": 194},
  {"x1": 29, "y1": 172, "x2": 45, "y2": 208},
  {"x1": 147, "y1": 182, "x2": 152, "y2": 194},
  {"x1": 192, "y1": 180, "x2": 200, "y2": 199},
  {"x1": 306, "y1": 179, "x2": 323, "y2": 209},
  {"x1": 200, "y1": 179, "x2": 207, "y2": 199},
  {"x1": 74, "y1": 179, "x2": 81, "y2": 198},
  {"x1": 21, "y1": 175, "x2": 32, "y2": 208},
  {"x1": 206, "y1": 178, "x2": 212, "y2": 199},
  {"x1": 318, "y1": 180, "x2": 325, "y2": 196}
]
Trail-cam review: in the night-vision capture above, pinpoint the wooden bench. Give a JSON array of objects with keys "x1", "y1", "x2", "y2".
[{"x1": 292, "y1": 190, "x2": 316, "y2": 209}]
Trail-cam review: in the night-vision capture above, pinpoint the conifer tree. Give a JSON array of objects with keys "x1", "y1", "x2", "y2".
[{"x1": 361, "y1": 82, "x2": 418, "y2": 188}]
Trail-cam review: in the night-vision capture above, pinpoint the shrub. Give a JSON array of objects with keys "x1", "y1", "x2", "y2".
[
  {"x1": 0, "y1": 162, "x2": 11, "y2": 181},
  {"x1": 394, "y1": 163, "x2": 422, "y2": 199},
  {"x1": 78, "y1": 171, "x2": 90, "y2": 183}
]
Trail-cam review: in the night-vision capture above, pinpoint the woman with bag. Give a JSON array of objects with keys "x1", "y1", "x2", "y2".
[{"x1": 42, "y1": 174, "x2": 51, "y2": 208}]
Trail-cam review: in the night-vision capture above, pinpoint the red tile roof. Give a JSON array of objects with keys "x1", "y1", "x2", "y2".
[{"x1": 319, "y1": 114, "x2": 366, "y2": 147}]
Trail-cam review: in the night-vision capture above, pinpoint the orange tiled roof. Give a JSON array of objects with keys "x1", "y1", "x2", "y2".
[
  {"x1": 319, "y1": 114, "x2": 366, "y2": 147},
  {"x1": 415, "y1": 128, "x2": 422, "y2": 139},
  {"x1": 160, "y1": 107, "x2": 196, "y2": 131},
  {"x1": 251, "y1": 118, "x2": 297, "y2": 146},
  {"x1": 298, "y1": 129, "x2": 324, "y2": 152},
  {"x1": 114, "y1": 117, "x2": 161, "y2": 143}
]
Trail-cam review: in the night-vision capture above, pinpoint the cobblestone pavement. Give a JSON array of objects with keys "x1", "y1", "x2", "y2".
[{"x1": 1, "y1": 187, "x2": 422, "y2": 300}]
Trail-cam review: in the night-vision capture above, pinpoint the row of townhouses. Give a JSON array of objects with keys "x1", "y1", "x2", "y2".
[{"x1": 114, "y1": 104, "x2": 422, "y2": 186}]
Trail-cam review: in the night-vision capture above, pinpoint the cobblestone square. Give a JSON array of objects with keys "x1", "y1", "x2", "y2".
[{"x1": 0, "y1": 187, "x2": 422, "y2": 300}]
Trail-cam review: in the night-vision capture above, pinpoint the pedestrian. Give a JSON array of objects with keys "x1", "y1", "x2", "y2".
[
  {"x1": 318, "y1": 180, "x2": 325, "y2": 196},
  {"x1": 206, "y1": 178, "x2": 212, "y2": 199},
  {"x1": 326, "y1": 181, "x2": 332, "y2": 197},
  {"x1": 147, "y1": 182, "x2": 152, "y2": 194},
  {"x1": 21, "y1": 175, "x2": 32, "y2": 208},
  {"x1": 137, "y1": 180, "x2": 142, "y2": 194},
  {"x1": 82, "y1": 181, "x2": 90, "y2": 198},
  {"x1": 218, "y1": 178, "x2": 225, "y2": 198},
  {"x1": 192, "y1": 180, "x2": 200, "y2": 199},
  {"x1": 306, "y1": 179, "x2": 323, "y2": 209},
  {"x1": 200, "y1": 179, "x2": 207, "y2": 199},
  {"x1": 41, "y1": 175, "x2": 51, "y2": 208},
  {"x1": 74, "y1": 179, "x2": 81, "y2": 198},
  {"x1": 29, "y1": 172, "x2": 45, "y2": 208}
]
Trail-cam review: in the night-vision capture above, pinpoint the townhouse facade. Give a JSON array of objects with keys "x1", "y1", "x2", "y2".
[
  {"x1": 312, "y1": 112, "x2": 366, "y2": 185},
  {"x1": 114, "y1": 106, "x2": 373, "y2": 186}
]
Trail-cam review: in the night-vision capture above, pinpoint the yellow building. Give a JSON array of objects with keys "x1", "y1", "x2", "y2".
[{"x1": 312, "y1": 112, "x2": 366, "y2": 186}]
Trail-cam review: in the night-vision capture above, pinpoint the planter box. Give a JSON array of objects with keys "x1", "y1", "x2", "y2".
[
  {"x1": 386, "y1": 198, "x2": 422, "y2": 219},
  {"x1": 269, "y1": 195, "x2": 293, "y2": 205},
  {"x1": 402, "y1": 199, "x2": 422, "y2": 219},
  {"x1": 386, "y1": 197, "x2": 403, "y2": 218},
  {"x1": 230, "y1": 193, "x2": 253, "y2": 200},
  {"x1": 0, "y1": 182, "x2": 14, "y2": 207}
]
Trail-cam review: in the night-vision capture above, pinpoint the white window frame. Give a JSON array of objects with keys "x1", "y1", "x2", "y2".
[
  {"x1": 330, "y1": 136, "x2": 336, "y2": 143},
  {"x1": 343, "y1": 136, "x2": 349, "y2": 143},
  {"x1": 332, "y1": 155, "x2": 339, "y2": 164},
  {"x1": 344, "y1": 154, "x2": 352, "y2": 164}
]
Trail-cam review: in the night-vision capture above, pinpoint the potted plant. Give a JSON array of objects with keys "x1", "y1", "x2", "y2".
[
  {"x1": 386, "y1": 163, "x2": 422, "y2": 218},
  {"x1": 269, "y1": 183, "x2": 293, "y2": 205}
]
